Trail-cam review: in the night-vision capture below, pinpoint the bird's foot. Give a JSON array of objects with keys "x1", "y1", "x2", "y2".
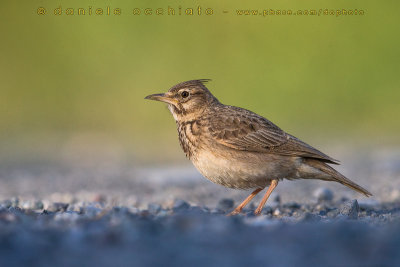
[
  {"x1": 227, "y1": 209, "x2": 242, "y2": 216},
  {"x1": 254, "y1": 208, "x2": 262, "y2": 216}
]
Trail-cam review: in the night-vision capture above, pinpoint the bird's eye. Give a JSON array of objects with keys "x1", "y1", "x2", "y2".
[{"x1": 181, "y1": 91, "x2": 189, "y2": 98}]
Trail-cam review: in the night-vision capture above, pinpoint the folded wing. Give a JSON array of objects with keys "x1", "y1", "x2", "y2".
[{"x1": 207, "y1": 106, "x2": 339, "y2": 164}]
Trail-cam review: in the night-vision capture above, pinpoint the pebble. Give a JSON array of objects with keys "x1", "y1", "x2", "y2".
[
  {"x1": 147, "y1": 203, "x2": 161, "y2": 214},
  {"x1": 172, "y1": 199, "x2": 190, "y2": 212},
  {"x1": 148, "y1": 203, "x2": 162, "y2": 214},
  {"x1": 67, "y1": 204, "x2": 84, "y2": 213},
  {"x1": 262, "y1": 206, "x2": 273, "y2": 215},
  {"x1": 21, "y1": 200, "x2": 44, "y2": 210},
  {"x1": 84, "y1": 205, "x2": 103, "y2": 217},
  {"x1": 314, "y1": 188, "x2": 334, "y2": 202},
  {"x1": 273, "y1": 208, "x2": 281, "y2": 216},
  {"x1": 128, "y1": 206, "x2": 140, "y2": 214},
  {"x1": 47, "y1": 202, "x2": 69, "y2": 212},
  {"x1": 314, "y1": 203, "x2": 330, "y2": 212},
  {"x1": 340, "y1": 199, "x2": 359, "y2": 219},
  {"x1": 34, "y1": 201, "x2": 44, "y2": 210}
]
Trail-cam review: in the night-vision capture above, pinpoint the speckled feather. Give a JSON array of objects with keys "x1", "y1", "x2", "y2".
[{"x1": 201, "y1": 105, "x2": 339, "y2": 164}]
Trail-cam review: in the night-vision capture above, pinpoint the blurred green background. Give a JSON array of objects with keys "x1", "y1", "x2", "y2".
[{"x1": 1, "y1": 0, "x2": 399, "y2": 162}]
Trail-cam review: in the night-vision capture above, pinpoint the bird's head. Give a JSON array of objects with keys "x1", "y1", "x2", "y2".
[{"x1": 145, "y1": 79, "x2": 219, "y2": 121}]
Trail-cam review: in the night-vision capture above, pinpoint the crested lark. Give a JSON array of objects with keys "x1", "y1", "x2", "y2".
[{"x1": 145, "y1": 79, "x2": 372, "y2": 215}]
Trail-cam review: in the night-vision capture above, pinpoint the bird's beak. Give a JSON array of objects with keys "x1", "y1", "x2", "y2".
[{"x1": 144, "y1": 93, "x2": 177, "y2": 106}]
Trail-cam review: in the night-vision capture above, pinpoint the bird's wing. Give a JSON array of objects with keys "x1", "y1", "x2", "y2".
[{"x1": 206, "y1": 106, "x2": 339, "y2": 164}]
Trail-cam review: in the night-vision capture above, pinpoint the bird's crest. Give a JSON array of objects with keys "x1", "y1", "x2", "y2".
[{"x1": 168, "y1": 79, "x2": 211, "y2": 92}]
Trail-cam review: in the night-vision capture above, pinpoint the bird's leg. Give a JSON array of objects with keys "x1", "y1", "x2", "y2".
[
  {"x1": 254, "y1": 179, "x2": 279, "y2": 215},
  {"x1": 228, "y1": 188, "x2": 263, "y2": 216}
]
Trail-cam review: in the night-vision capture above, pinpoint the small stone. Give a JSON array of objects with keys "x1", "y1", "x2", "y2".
[
  {"x1": 67, "y1": 204, "x2": 83, "y2": 213},
  {"x1": 21, "y1": 201, "x2": 32, "y2": 210},
  {"x1": 128, "y1": 206, "x2": 139, "y2": 214},
  {"x1": 148, "y1": 203, "x2": 161, "y2": 214},
  {"x1": 173, "y1": 199, "x2": 190, "y2": 212},
  {"x1": 84, "y1": 205, "x2": 102, "y2": 217},
  {"x1": 262, "y1": 206, "x2": 273, "y2": 215},
  {"x1": 200, "y1": 206, "x2": 210, "y2": 213},
  {"x1": 314, "y1": 188, "x2": 334, "y2": 202},
  {"x1": 340, "y1": 199, "x2": 359, "y2": 219},
  {"x1": 319, "y1": 210, "x2": 327, "y2": 216},
  {"x1": 21, "y1": 200, "x2": 44, "y2": 210},
  {"x1": 34, "y1": 201, "x2": 44, "y2": 210},
  {"x1": 301, "y1": 204, "x2": 312, "y2": 212},
  {"x1": 314, "y1": 204, "x2": 330, "y2": 213},
  {"x1": 273, "y1": 208, "x2": 281, "y2": 216},
  {"x1": 47, "y1": 202, "x2": 69, "y2": 212},
  {"x1": 216, "y1": 198, "x2": 234, "y2": 211}
]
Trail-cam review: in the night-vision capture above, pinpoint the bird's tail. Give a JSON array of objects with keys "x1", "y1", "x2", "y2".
[{"x1": 303, "y1": 158, "x2": 372, "y2": 197}]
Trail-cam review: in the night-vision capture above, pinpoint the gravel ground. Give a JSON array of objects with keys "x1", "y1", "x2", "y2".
[{"x1": 0, "y1": 146, "x2": 400, "y2": 266}]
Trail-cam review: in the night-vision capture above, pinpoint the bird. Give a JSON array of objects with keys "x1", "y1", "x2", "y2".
[{"x1": 145, "y1": 79, "x2": 372, "y2": 215}]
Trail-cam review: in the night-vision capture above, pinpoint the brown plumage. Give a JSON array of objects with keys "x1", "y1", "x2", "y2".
[{"x1": 145, "y1": 79, "x2": 372, "y2": 215}]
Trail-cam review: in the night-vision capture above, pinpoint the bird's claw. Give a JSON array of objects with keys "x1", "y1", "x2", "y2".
[{"x1": 227, "y1": 209, "x2": 241, "y2": 216}]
